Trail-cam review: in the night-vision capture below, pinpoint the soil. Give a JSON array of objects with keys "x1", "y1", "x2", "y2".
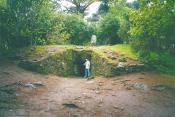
[{"x1": 0, "y1": 60, "x2": 175, "y2": 117}]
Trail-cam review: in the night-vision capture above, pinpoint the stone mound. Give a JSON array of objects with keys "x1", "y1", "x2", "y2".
[{"x1": 18, "y1": 46, "x2": 145, "y2": 77}]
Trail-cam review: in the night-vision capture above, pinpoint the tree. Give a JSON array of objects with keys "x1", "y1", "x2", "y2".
[
  {"x1": 47, "y1": 13, "x2": 70, "y2": 45},
  {"x1": 109, "y1": 2, "x2": 131, "y2": 43},
  {"x1": 57, "y1": 0, "x2": 96, "y2": 14},
  {"x1": 86, "y1": 13, "x2": 100, "y2": 22},
  {"x1": 97, "y1": 0, "x2": 131, "y2": 44},
  {"x1": 97, "y1": 13, "x2": 121, "y2": 44},
  {"x1": 127, "y1": 1, "x2": 140, "y2": 9},
  {"x1": 63, "y1": 14, "x2": 95, "y2": 45},
  {"x1": 0, "y1": 0, "x2": 64, "y2": 51},
  {"x1": 98, "y1": 0, "x2": 109, "y2": 14},
  {"x1": 129, "y1": 0, "x2": 175, "y2": 55}
]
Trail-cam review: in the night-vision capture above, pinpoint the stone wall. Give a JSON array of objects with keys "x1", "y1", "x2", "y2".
[{"x1": 19, "y1": 46, "x2": 146, "y2": 77}]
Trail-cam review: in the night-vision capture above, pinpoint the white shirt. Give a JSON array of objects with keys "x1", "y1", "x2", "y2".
[{"x1": 84, "y1": 60, "x2": 90, "y2": 69}]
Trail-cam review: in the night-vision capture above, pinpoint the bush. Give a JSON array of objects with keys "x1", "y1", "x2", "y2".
[
  {"x1": 63, "y1": 15, "x2": 96, "y2": 45},
  {"x1": 141, "y1": 52, "x2": 175, "y2": 75},
  {"x1": 129, "y1": 1, "x2": 175, "y2": 54},
  {"x1": 97, "y1": 14, "x2": 121, "y2": 45}
]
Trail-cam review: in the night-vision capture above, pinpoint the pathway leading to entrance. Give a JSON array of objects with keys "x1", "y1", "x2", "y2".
[{"x1": 0, "y1": 61, "x2": 175, "y2": 117}]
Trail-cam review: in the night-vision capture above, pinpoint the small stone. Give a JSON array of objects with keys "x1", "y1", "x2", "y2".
[
  {"x1": 96, "y1": 87, "x2": 100, "y2": 90},
  {"x1": 72, "y1": 114, "x2": 79, "y2": 117},
  {"x1": 122, "y1": 80, "x2": 131, "y2": 82},
  {"x1": 133, "y1": 83, "x2": 149, "y2": 91},
  {"x1": 95, "y1": 91, "x2": 101, "y2": 94},
  {"x1": 63, "y1": 103, "x2": 80, "y2": 109},
  {"x1": 99, "y1": 98, "x2": 103, "y2": 103},
  {"x1": 98, "y1": 83, "x2": 103, "y2": 86},
  {"x1": 33, "y1": 81, "x2": 44, "y2": 86},
  {"x1": 15, "y1": 93, "x2": 20, "y2": 97},
  {"x1": 121, "y1": 107, "x2": 124, "y2": 111},
  {"x1": 113, "y1": 106, "x2": 119, "y2": 109},
  {"x1": 152, "y1": 85, "x2": 166, "y2": 91},
  {"x1": 75, "y1": 96, "x2": 81, "y2": 99},
  {"x1": 126, "y1": 87, "x2": 132, "y2": 90},
  {"x1": 117, "y1": 62, "x2": 127, "y2": 68},
  {"x1": 141, "y1": 72, "x2": 146, "y2": 75},
  {"x1": 82, "y1": 93, "x2": 87, "y2": 95},
  {"x1": 86, "y1": 81, "x2": 94, "y2": 84},
  {"x1": 24, "y1": 83, "x2": 36, "y2": 89},
  {"x1": 112, "y1": 83, "x2": 117, "y2": 85},
  {"x1": 84, "y1": 95, "x2": 92, "y2": 99}
]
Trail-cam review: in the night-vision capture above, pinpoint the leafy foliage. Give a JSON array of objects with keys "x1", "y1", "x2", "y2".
[
  {"x1": 97, "y1": 0, "x2": 131, "y2": 44},
  {"x1": 63, "y1": 15, "x2": 95, "y2": 45},
  {"x1": 0, "y1": 0, "x2": 55, "y2": 50},
  {"x1": 127, "y1": 1, "x2": 140, "y2": 9},
  {"x1": 129, "y1": 0, "x2": 175, "y2": 74},
  {"x1": 98, "y1": 0, "x2": 109, "y2": 15},
  {"x1": 129, "y1": 0, "x2": 175, "y2": 55},
  {"x1": 0, "y1": 0, "x2": 95, "y2": 51},
  {"x1": 142, "y1": 52, "x2": 175, "y2": 75},
  {"x1": 109, "y1": 3, "x2": 131, "y2": 43},
  {"x1": 97, "y1": 13, "x2": 121, "y2": 44},
  {"x1": 56, "y1": 0, "x2": 96, "y2": 14}
]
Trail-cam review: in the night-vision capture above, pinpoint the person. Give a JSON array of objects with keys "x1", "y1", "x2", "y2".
[{"x1": 84, "y1": 59, "x2": 91, "y2": 79}]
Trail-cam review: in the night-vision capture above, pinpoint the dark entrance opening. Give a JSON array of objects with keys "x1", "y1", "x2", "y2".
[{"x1": 72, "y1": 50, "x2": 92, "y2": 76}]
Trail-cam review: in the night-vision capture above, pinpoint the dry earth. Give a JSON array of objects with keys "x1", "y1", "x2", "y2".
[{"x1": 0, "y1": 60, "x2": 175, "y2": 117}]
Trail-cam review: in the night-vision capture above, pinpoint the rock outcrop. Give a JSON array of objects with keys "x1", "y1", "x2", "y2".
[{"x1": 18, "y1": 46, "x2": 146, "y2": 77}]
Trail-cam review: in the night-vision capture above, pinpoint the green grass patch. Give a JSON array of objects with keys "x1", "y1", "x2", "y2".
[
  {"x1": 20, "y1": 45, "x2": 75, "y2": 60},
  {"x1": 96, "y1": 44, "x2": 138, "y2": 60}
]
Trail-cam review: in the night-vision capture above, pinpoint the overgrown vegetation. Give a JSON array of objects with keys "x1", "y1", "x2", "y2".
[
  {"x1": 0, "y1": 0, "x2": 175, "y2": 75},
  {"x1": 19, "y1": 45, "x2": 145, "y2": 77},
  {"x1": 129, "y1": 0, "x2": 175, "y2": 75}
]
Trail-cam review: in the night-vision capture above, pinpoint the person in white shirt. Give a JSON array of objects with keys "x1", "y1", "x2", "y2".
[{"x1": 84, "y1": 59, "x2": 91, "y2": 78}]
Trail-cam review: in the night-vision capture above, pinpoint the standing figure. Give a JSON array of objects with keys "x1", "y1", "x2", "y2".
[
  {"x1": 84, "y1": 59, "x2": 91, "y2": 78},
  {"x1": 91, "y1": 35, "x2": 97, "y2": 46}
]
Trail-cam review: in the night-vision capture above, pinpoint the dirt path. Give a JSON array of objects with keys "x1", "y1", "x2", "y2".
[{"x1": 0, "y1": 61, "x2": 175, "y2": 117}]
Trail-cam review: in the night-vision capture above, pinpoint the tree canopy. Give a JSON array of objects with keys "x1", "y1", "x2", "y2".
[
  {"x1": 0, "y1": 0, "x2": 175, "y2": 58},
  {"x1": 129, "y1": 0, "x2": 175, "y2": 55},
  {"x1": 56, "y1": 0, "x2": 96, "y2": 14}
]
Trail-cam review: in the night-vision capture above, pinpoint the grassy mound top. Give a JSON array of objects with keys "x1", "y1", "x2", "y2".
[
  {"x1": 18, "y1": 44, "x2": 144, "y2": 77},
  {"x1": 20, "y1": 44, "x2": 138, "y2": 61}
]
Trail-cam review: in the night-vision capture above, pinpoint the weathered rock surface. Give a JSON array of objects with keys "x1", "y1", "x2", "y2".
[{"x1": 18, "y1": 46, "x2": 146, "y2": 77}]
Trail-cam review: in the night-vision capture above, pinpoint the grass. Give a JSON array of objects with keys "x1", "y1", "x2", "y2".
[
  {"x1": 20, "y1": 45, "x2": 76, "y2": 60},
  {"x1": 110, "y1": 44, "x2": 138, "y2": 60},
  {"x1": 96, "y1": 44, "x2": 138, "y2": 60}
]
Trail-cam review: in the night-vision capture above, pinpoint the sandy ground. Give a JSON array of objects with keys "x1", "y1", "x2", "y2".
[{"x1": 0, "y1": 60, "x2": 175, "y2": 117}]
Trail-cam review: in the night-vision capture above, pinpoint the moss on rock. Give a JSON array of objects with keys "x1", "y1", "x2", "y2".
[{"x1": 19, "y1": 45, "x2": 145, "y2": 77}]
